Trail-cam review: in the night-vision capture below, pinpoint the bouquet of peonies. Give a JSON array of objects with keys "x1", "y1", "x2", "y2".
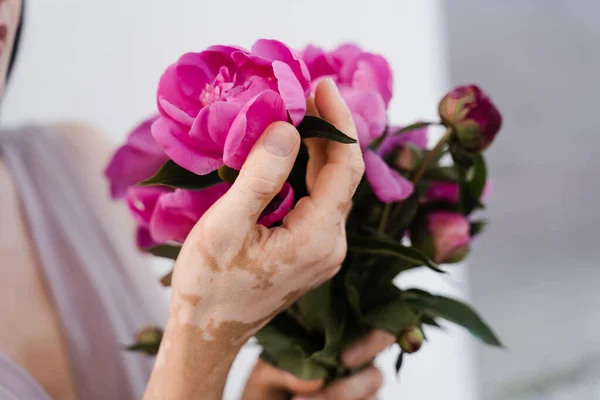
[{"x1": 105, "y1": 39, "x2": 503, "y2": 380}]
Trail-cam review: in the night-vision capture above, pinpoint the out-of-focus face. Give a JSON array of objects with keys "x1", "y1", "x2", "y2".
[{"x1": 0, "y1": 0, "x2": 22, "y2": 94}]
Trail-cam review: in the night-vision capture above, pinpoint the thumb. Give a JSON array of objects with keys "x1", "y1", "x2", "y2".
[{"x1": 216, "y1": 121, "x2": 300, "y2": 227}]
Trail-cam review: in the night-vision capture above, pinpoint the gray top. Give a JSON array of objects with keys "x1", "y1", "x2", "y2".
[{"x1": 0, "y1": 127, "x2": 164, "y2": 399}]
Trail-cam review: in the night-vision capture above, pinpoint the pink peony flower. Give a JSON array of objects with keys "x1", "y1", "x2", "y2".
[
  {"x1": 301, "y1": 43, "x2": 393, "y2": 107},
  {"x1": 438, "y1": 84, "x2": 502, "y2": 153},
  {"x1": 152, "y1": 40, "x2": 310, "y2": 175},
  {"x1": 411, "y1": 211, "x2": 470, "y2": 264},
  {"x1": 104, "y1": 115, "x2": 169, "y2": 199},
  {"x1": 424, "y1": 180, "x2": 492, "y2": 204},
  {"x1": 360, "y1": 123, "x2": 429, "y2": 203},
  {"x1": 301, "y1": 43, "x2": 412, "y2": 204},
  {"x1": 150, "y1": 182, "x2": 295, "y2": 244},
  {"x1": 125, "y1": 186, "x2": 171, "y2": 249}
]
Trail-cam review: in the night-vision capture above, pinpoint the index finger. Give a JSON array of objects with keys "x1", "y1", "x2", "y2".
[{"x1": 307, "y1": 79, "x2": 364, "y2": 219}]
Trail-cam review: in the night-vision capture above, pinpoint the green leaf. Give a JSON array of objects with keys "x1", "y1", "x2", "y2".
[
  {"x1": 421, "y1": 315, "x2": 444, "y2": 330},
  {"x1": 145, "y1": 244, "x2": 181, "y2": 260},
  {"x1": 288, "y1": 142, "x2": 309, "y2": 200},
  {"x1": 454, "y1": 153, "x2": 487, "y2": 215},
  {"x1": 256, "y1": 313, "x2": 330, "y2": 380},
  {"x1": 406, "y1": 292, "x2": 502, "y2": 347},
  {"x1": 395, "y1": 351, "x2": 404, "y2": 374},
  {"x1": 363, "y1": 295, "x2": 416, "y2": 335},
  {"x1": 424, "y1": 166, "x2": 461, "y2": 182},
  {"x1": 470, "y1": 219, "x2": 488, "y2": 237},
  {"x1": 392, "y1": 121, "x2": 437, "y2": 135},
  {"x1": 347, "y1": 236, "x2": 444, "y2": 273},
  {"x1": 139, "y1": 160, "x2": 222, "y2": 190},
  {"x1": 297, "y1": 116, "x2": 357, "y2": 144},
  {"x1": 388, "y1": 181, "x2": 429, "y2": 240}
]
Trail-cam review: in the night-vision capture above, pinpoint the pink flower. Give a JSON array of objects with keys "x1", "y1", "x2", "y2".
[
  {"x1": 104, "y1": 115, "x2": 168, "y2": 199},
  {"x1": 424, "y1": 181, "x2": 492, "y2": 204},
  {"x1": 301, "y1": 44, "x2": 413, "y2": 203},
  {"x1": 411, "y1": 211, "x2": 470, "y2": 264},
  {"x1": 153, "y1": 40, "x2": 310, "y2": 175},
  {"x1": 125, "y1": 186, "x2": 171, "y2": 249},
  {"x1": 150, "y1": 182, "x2": 295, "y2": 244},
  {"x1": 438, "y1": 84, "x2": 502, "y2": 153},
  {"x1": 301, "y1": 43, "x2": 393, "y2": 107},
  {"x1": 360, "y1": 123, "x2": 429, "y2": 203}
]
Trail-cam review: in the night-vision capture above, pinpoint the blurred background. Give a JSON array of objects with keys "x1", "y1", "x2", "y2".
[
  {"x1": 446, "y1": 0, "x2": 600, "y2": 399},
  {"x1": 3, "y1": 0, "x2": 599, "y2": 399}
]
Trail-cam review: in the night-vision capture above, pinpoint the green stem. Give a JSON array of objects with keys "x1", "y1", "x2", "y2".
[
  {"x1": 378, "y1": 203, "x2": 392, "y2": 234},
  {"x1": 410, "y1": 126, "x2": 454, "y2": 184},
  {"x1": 386, "y1": 126, "x2": 454, "y2": 228}
]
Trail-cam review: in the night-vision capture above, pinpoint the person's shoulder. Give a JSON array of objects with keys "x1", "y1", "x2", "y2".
[{"x1": 48, "y1": 120, "x2": 116, "y2": 161}]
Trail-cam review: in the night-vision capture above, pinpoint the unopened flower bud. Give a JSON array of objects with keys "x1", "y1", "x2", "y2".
[
  {"x1": 438, "y1": 85, "x2": 502, "y2": 153},
  {"x1": 217, "y1": 165, "x2": 239, "y2": 183},
  {"x1": 394, "y1": 145, "x2": 421, "y2": 172},
  {"x1": 411, "y1": 211, "x2": 470, "y2": 264},
  {"x1": 398, "y1": 326, "x2": 424, "y2": 354},
  {"x1": 126, "y1": 326, "x2": 163, "y2": 355}
]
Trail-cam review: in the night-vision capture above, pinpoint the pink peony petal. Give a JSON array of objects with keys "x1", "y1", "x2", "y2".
[
  {"x1": 330, "y1": 43, "x2": 363, "y2": 65},
  {"x1": 363, "y1": 150, "x2": 414, "y2": 203},
  {"x1": 301, "y1": 44, "x2": 338, "y2": 79},
  {"x1": 258, "y1": 183, "x2": 295, "y2": 227},
  {"x1": 189, "y1": 101, "x2": 241, "y2": 155},
  {"x1": 158, "y1": 97, "x2": 195, "y2": 127},
  {"x1": 340, "y1": 86, "x2": 387, "y2": 146},
  {"x1": 223, "y1": 90, "x2": 288, "y2": 170},
  {"x1": 150, "y1": 183, "x2": 231, "y2": 244},
  {"x1": 272, "y1": 60, "x2": 307, "y2": 125},
  {"x1": 136, "y1": 227, "x2": 157, "y2": 249},
  {"x1": 151, "y1": 116, "x2": 224, "y2": 175},
  {"x1": 126, "y1": 186, "x2": 169, "y2": 227},
  {"x1": 104, "y1": 116, "x2": 168, "y2": 199},
  {"x1": 251, "y1": 39, "x2": 311, "y2": 95},
  {"x1": 377, "y1": 125, "x2": 429, "y2": 158}
]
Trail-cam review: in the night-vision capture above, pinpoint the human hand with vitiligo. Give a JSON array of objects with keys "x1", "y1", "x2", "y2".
[{"x1": 143, "y1": 78, "x2": 364, "y2": 400}]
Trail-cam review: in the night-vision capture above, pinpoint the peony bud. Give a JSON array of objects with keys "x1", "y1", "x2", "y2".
[
  {"x1": 398, "y1": 326, "x2": 424, "y2": 354},
  {"x1": 393, "y1": 145, "x2": 422, "y2": 172},
  {"x1": 438, "y1": 85, "x2": 502, "y2": 153},
  {"x1": 411, "y1": 211, "x2": 470, "y2": 264},
  {"x1": 126, "y1": 326, "x2": 164, "y2": 355}
]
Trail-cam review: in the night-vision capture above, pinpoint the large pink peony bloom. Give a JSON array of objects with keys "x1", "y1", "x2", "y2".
[
  {"x1": 301, "y1": 44, "x2": 416, "y2": 203},
  {"x1": 150, "y1": 182, "x2": 295, "y2": 244},
  {"x1": 152, "y1": 40, "x2": 311, "y2": 175},
  {"x1": 104, "y1": 115, "x2": 169, "y2": 199},
  {"x1": 302, "y1": 43, "x2": 393, "y2": 107}
]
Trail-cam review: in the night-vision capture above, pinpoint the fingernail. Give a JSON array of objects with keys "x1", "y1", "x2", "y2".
[{"x1": 263, "y1": 122, "x2": 297, "y2": 156}]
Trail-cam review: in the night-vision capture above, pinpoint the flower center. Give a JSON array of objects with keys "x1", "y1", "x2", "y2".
[{"x1": 199, "y1": 66, "x2": 234, "y2": 107}]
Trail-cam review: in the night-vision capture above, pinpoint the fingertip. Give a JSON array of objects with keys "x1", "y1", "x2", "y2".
[
  {"x1": 262, "y1": 121, "x2": 300, "y2": 157},
  {"x1": 341, "y1": 330, "x2": 396, "y2": 368}
]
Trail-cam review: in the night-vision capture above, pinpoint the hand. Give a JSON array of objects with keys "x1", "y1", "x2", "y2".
[
  {"x1": 144, "y1": 78, "x2": 364, "y2": 400},
  {"x1": 242, "y1": 330, "x2": 396, "y2": 400}
]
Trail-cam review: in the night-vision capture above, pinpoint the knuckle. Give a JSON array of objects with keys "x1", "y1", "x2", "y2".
[
  {"x1": 329, "y1": 243, "x2": 347, "y2": 267},
  {"x1": 244, "y1": 174, "x2": 281, "y2": 198}
]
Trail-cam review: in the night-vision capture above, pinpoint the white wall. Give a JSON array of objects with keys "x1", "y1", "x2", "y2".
[{"x1": 3, "y1": 0, "x2": 478, "y2": 398}]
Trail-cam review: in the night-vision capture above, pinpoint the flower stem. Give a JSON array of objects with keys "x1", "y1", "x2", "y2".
[
  {"x1": 385, "y1": 126, "x2": 454, "y2": 229},
  {"x1": 378, "y1": 203, "x2": 392, "y2": 234},
  {"x1": 411, "y1": 126, "x2": 454, "y2": 184}
]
